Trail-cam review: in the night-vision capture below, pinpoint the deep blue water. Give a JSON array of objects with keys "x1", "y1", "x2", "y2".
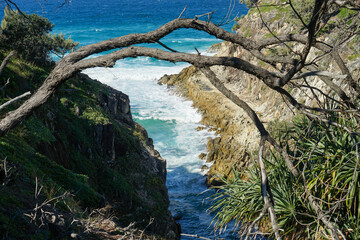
[
  {"x1": 1, "y1": 1, "x2": 248, "y2": 239},
  {"x1": 7, "y1": 0, "x2": 247, "y2": 50}
]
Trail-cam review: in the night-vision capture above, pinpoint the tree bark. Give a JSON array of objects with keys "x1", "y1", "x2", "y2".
[{"x1": 0, "y1": 51, "x2": 16, "y2": 78}]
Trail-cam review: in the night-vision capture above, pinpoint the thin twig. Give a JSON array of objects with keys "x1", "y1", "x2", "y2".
[
  {"x1": 156, "y1": 40, "x2": 178, "y2": 53},
  {"x1": 195, "y1": 11, "x2": 216, "y2": 19},
  {"x1": 0, "y1": 78, "x2": 10, "y2": 91},
  {"x1": 178, "y1": 6, "x2": 187, "y2": 19},
  {"x1": 244, "y1": 203, "x2": 269, "y2": 240},
  {"x1": 288, "y1": 0, "x2": 308, "y2": 28},
  {"x1": 254, "y1": 2, "x2": 297, "y2": 55},
  {"x1": 194, "y1": 47, "x2": 201, "y2": 55}
]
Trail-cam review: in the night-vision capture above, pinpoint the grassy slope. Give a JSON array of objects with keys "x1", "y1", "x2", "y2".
[{"x1": 0, "y1": 52, "x2": 170, "y2": 239}]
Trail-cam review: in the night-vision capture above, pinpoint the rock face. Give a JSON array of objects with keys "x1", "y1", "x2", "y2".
[
  {"x1": 59, "y1": 74, "x2": 179, "y2": 237},
  {"x1": 0, "y1": 70, "x2": 179, "y2": 239},
  {"x1": 158, "y1": 1, "x2": 360, "y2": 185},
  {"x1": 159, "y1": 64, "x2": 259, "y2": 185}
]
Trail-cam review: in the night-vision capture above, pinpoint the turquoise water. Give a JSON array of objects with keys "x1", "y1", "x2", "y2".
[{"x1": 1, "y1": 1, "x2": 248, "y2": 238}]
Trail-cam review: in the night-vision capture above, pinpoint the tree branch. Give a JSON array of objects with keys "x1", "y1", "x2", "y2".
[
  {"x1": 200, "y1": 67, "x2": 300, "y2": 177},
  {"x1": 0, "y1": 78, "x2": 10, "y2": 91},
  {"x1": 0, "y1": 91, "x2": 31, "y2": 111},
  {"x1": 0, "y1": 4, "x2": 355, "y2": 238},
  {"x1": 258, "y1": 137, "x2": 281, "y2": 240},
  {"x1": 0, "y1": 51, "x2": 16, "y2": 78}
]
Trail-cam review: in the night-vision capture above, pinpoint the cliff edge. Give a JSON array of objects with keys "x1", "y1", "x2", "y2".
[{"x1": 0, "y1": 55, "x2": 178, "y2": 239}]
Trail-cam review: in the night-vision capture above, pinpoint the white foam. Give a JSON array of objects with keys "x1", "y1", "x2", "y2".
[
  {"x1": 83, "y1": 61, "x2": 216, "y2": 222},
  {"x1": 83, "y1": 63, "x2": 203, "y2": 124},
  {"x1": 83, "y1": 62, "x2": 215, "y2": 167}
]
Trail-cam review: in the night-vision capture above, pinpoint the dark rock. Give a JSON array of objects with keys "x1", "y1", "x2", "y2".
[
  {"x1": 199, "y1": 153, "x2": 206, "y2": 160},
  {"x1": 201, "y1": 165, "x2": 209, "y2": 172},
  {"x1": 166, "y1": 230, "x2": 177, "y2": 239},
  {"x1": 94, "y1": 123, "x2": 115, "y2": 162},
  {"x1": 206, "y1": 176, "x2": 225, "y2": 187},
  {"x1": 173, "y1": 213, "x2": 182, "y2": 220},
  {"x1": 101, "y1": 86, "x2": 133, "y2": 127},
  {"x1": 37, "y1": 132, "x2": 71, "y2": 169},
  {"x1": 35, "y1": 73, "x2": 180, "y2": 238}
]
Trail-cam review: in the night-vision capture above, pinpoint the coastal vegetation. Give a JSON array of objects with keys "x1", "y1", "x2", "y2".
[
  {"x1": 0, "y1": 6, "x2": 78, "y2": 64},
  {"x1": 0, "y1": 0, "x2": 360, "y2": 239}
]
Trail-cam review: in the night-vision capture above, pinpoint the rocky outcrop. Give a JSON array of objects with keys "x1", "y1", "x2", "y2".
[
  {"x1": 63, "y1": 74, "x2": 179, "y2": 238},
  {"x1": 159, "y1": 1, "x2": 360, "y2": 185},
  {"x1": 0, "y1": 66, "x2": 179, "y2": 239},
  {"x1": 159, "y1": 63, "x2": 260, "y2": 185}
]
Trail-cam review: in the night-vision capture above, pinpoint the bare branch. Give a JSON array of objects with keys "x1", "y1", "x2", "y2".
[
  {"x1": 75, "y1": 47, "x2": 281, "y2": 86},
  {"x1": 0, "y1": 16, "x2": 305, "y2": 136},
  {"x1": 254, "y1": 1, "x2": 297, "y2": 56},
  {"x1": 4, "y1": 0, "x2": 27, "y2": 17},
  {"x1": 258, "y1": 138, "x2": 281, "y2": 240},
  {"x1": 199, "y1": 67, "x2": 299, "y2": 177},
  {"x1": 273, "y1": 86, "x2": 358, "y2": 134},
  {"x1": 0, "y1": 91, "x2": 31, "y2": 111},
  {"x1": 305, "y1": 65, "x2": 356, "y2": 108},
  {"x1": 154, "y1": 40, "x2": 178, "y2": 53},
  {"x1": 244, "y1": 203, "x2": 268, "y2": 240},
  {"x1": 0, "y1": 51, "x2": 16, "y2": 78},
  {"x1": 195, "y1": 11, "x2": 216, "y2": 20},
  {"x1": 288, "y1": 0, "x2": 309, "y2": 28},
  {"x1": 217, "y1": 0, "x2": 236, "y2": 26},
  {"x1": 180, "y1": 233, "x2": 212, "y2": 240},
  {"x1": 178, "y1": 6, "x2": 187, "y2": 19},
  {"x1": 331, "y1": 50, "x2": 360, "y2": 96},
  {"x1": 0, "y1": 78, "x2": 10, "y2": 91}
]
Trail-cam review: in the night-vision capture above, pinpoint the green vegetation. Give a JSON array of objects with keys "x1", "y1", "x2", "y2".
[
  {"x1": 0, "y1": 6, "x2": 78, "y2": 64},
  {"x1": 210, "y1": 112, "x2": 360, "y2": 239},
  {"x1": 239, "y1": 0, "x2": 259, "y2": 8},
  {"x1": 214, "y1": 2, "x2": 360, "y2": 238},
  {"x1": 0, "y1": 13, "x2": 170, "y2": 236},
  {"x1": 81, "y1": 106, "x2": 111, "y2": 125},
  {"x1": 289, "y1": 0, "x2": 316, "y2": 23}
]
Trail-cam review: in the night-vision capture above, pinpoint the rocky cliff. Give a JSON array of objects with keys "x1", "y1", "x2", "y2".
[
  {"x1": 0, "y1": 56, "x2": 178, "y2": 239},
  {"x1": 159, "y1": 40, "x2": 293, "y2": 185},
  {"x1": 159, "y1": 0, "x2": 360, "y2": 185}
]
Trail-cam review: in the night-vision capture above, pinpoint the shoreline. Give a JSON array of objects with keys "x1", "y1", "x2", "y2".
[
  {"x1": 157, "y1": 39, "x2": 295, "y2": 185},
  {"x1": 158, "y1": 62, "x2": 258, "y2": 185}
]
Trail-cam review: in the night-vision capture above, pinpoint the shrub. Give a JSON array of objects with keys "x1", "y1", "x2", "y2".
[
  {"x1": 290, "y1": 0, "x2": 316, "y2": 24},
  {"x1": 239, "y1": 0, "x2": 259, "y2": 8},
  {"x1": 209, "y1": 112, "x2": 360, "y2": 239},
  {"x1": 0, "y1": 6, "x2": 78, "y2": 64}
]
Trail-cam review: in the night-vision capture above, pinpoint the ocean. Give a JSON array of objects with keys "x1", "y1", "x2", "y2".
[{"x1": 1, "y1": 1, "x2": 248, "y2": 238}]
